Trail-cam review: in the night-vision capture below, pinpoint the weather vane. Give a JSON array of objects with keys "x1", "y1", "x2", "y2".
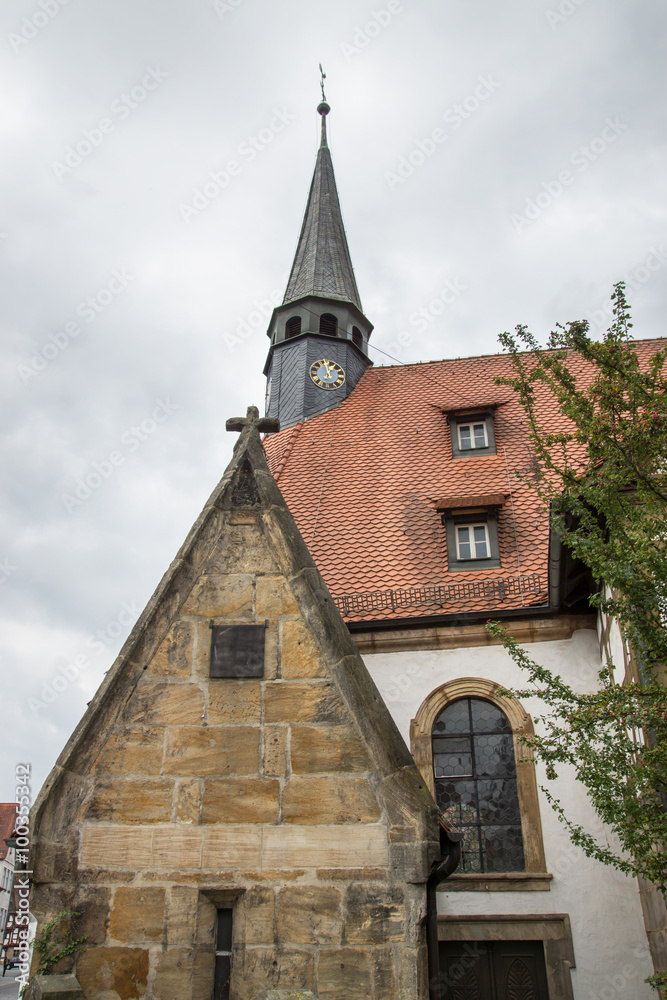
[{"x1": 319, "y1": 63, "x2": 327, "y2": 103}]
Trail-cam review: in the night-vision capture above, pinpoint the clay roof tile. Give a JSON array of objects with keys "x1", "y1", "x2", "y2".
[{"x1": 264, "y1": 340, "x2": 666, "y2": 622}]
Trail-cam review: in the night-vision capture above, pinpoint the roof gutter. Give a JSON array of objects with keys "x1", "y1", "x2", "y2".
[{"x1": 345, "y1": 602, "x2": 557, "y2": 633}]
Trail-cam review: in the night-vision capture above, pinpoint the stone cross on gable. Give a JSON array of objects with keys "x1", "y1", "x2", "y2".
[{"x1": 226, "y1": 405, "x2": 280, "y2": 436}]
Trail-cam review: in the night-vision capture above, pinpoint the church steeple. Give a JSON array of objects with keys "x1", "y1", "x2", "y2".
[
  {"x1": 282, "y1": 101, "x2": 362, "y2": 311},
  {"x1": 263, "y1": 91, "x2": 373, "y2": 430}
]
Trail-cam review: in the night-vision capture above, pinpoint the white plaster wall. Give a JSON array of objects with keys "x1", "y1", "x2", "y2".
[
  {"x1": 362, "y1": 628, "x2": 654, "y2": 999},
  {"x1": 600, "y1": 599, "x2": 631, "y2": 686}
]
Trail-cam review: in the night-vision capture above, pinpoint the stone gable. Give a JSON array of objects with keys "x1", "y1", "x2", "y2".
[{"x1": 31, "y1": 410, "x2": 439, "y2": 1000}]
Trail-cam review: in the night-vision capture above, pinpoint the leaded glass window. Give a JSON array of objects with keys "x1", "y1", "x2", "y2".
[{"x1": 432, "y1": 697, "x2": 525, "y2": 873}]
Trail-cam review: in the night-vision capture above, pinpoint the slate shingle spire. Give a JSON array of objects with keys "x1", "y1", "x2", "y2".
[
  {"x1": 282, "y1": 101, "x2": 363, "y2": 311},
  {"x1": 263, "y1": 95, "x2": 373, "y2": 430}
]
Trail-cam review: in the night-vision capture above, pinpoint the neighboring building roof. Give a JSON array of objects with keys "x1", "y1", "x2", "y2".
[
  {"x1": 264, "y1": 340, "x2": 666, "y2": 624},
  {"x1": 0, "y1": 803, "x2": 17, "y2": 861},
  {"x1": 282, "y1": 106, "x2": 363, "y2": 311}
]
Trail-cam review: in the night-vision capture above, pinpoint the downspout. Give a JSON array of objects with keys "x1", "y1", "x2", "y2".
[
  {"x1": 427, "y1": 819, "x2": 463, "y2": 1000},
  {"x1": 548, "y1": 515, "x2": 562, "y2": 611}
]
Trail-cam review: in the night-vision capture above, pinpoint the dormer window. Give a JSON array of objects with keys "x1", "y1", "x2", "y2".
[
  {"x1": 319, "y1": 313, "x2": 338, "y2": 336},
  {"x1": 445, "y1": 511, "x2": 500, "y2": 570},
  {"x1": 449, "y1": 411, "x2": 496, "y2": 458},
  {"x1": 435, "y1": 494, "x2": 504, "y2": 572}
]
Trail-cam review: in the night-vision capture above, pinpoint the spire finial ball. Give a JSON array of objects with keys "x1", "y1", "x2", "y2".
[{"x1": 317, "y1": 101, "x2": 330, "y2": 117}]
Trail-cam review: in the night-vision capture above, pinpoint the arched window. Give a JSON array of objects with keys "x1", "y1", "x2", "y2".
[
  {"x1": 285, "y1": 316, "x2": 301, "y2": 339},
  {"x1": 433, "y1": 697, "x2": 524, "y2": 873},
  {"x1": 410, "y1": 678, "x2": 547, "y2": 881},
  {"x1": 319, "y1": 313, "x2": 338, "y2": 337},
  {"x1": 352, "y1": 326, "x2": 363, "y2": 349}
]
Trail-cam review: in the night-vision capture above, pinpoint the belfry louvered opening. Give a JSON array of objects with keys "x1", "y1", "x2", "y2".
[
  {"x1": 285, "y1": 316, "x2": 301, "y2": 339},
  {"x1": 319, "y1": 313, "x2": 338, "y2": 336}
]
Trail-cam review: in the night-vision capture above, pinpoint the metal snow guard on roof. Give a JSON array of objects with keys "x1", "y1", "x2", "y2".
[{"x1": 334, "y1": 574, "x2": 546, "y2": 617}]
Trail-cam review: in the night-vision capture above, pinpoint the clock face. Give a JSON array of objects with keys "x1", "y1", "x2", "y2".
[{"x1": 310, "y1": 358, "x2": 346, "y2": 390}]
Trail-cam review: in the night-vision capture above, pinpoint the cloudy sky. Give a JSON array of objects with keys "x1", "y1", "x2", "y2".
[{"x1": 1, "y1": 0, "x2": 665, "y2": 803}]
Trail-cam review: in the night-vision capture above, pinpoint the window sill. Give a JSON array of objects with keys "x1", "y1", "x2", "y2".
[
  {"x1": 451, "y1": 449, "x2": 497, "y2": 458},
  {"x1": 447, "y1": 560, "x2": 501, "y2": 572},
  {"x1": 440, "y1": 872, "x2": 553, "y2": 892}
]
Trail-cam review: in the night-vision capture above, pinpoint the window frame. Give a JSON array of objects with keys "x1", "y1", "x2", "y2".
[
  {"x1": 455, "y1": 522, "x2": 491, "y2": 562},
  {"x1": 449, "y1": 411, "x2": 496, "y2": 458},
  {"x1": 457, "y1": 420, "x2": 488, "y2": 452},
  {"x1": 444, "y1": 509, "x2": 501, "y2": 571},
  {"x1": 199, "y1": 889, "x2": 245, "y2": 1000},
  {"x1": 410, "y1": 678, "x2": 548, "y2": 885},
  {"x1": 213, "y1": 907, "x2": 233, "y2": 1000}
]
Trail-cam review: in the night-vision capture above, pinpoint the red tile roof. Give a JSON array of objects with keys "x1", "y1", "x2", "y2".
[
  {"x1": 264, "y1": 340, "x2": 666, "y2": 624},
  {"x1": 0, "y1": 803, "x2": 17, "y2": 861}
]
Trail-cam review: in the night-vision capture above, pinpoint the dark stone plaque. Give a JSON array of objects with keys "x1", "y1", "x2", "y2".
[{"x1": 210, "y1": 623, "x2": 265, "y2": 678}]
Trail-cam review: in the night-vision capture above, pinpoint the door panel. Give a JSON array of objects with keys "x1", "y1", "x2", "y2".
[
  {"x1": 494, "y1": 942, "x2": 549, "y2": 999},
  {"x1": 439, "y1": 942, "x2": 492, "y2": 999}
]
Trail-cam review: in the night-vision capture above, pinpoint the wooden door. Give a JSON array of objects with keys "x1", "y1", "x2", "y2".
[{"x1": 439, "y1": 940, "x2": 549, "y2": 999}]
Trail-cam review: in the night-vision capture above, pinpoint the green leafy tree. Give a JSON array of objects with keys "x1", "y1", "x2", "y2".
[{"x1": 487, "y1": 284, "x2": 667, "y2": 984}]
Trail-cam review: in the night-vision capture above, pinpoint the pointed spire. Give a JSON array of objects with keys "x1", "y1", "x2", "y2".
[{"x1": 282, "y1": 99, "x2": 363, "y2": 311}]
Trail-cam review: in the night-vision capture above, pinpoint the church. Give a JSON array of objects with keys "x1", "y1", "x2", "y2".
[{"x1": 29, "y1": 97, "x2": 659, "y2": 999}]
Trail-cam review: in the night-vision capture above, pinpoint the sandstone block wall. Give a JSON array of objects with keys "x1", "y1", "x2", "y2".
[{"x1": 31, "y1": 448, "x2": 438, "y2": 1000}]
